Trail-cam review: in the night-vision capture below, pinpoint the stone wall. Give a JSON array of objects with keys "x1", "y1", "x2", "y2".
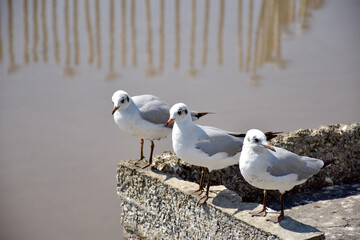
[{"x1": 117, "y1": 123, "x2": 359, "y2": 239}]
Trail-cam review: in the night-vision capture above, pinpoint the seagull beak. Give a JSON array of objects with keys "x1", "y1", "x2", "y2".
[
  {"x1": 112, "y1": 106, "x2": 119, "y2": 115},
  {"x1": 263, "y1": 144, "x2": 276, "y2": 152},
  {"x1": 166, "y1": 118, "x2": 175, "y2": 127}
]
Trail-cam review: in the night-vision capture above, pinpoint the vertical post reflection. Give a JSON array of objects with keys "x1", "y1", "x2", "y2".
[
  {"x1": 174, "y1": 0, "x2": 180, "y2": 68},
  {"x1": 289, "y1": 0, "x2": 295, "y2": 23},
  {"x1": 53, "y1": 0, "x2": 60, "y2": 64},
  {"x1": 237, "y1": 0, "x2": 243, "y2": 71},
  {"x1": 64, "y1": 0, "x2": 75, "y2": 76},
  {"x1": 245, "y1": 0, "x2": 253, "y2": 73},
  {"x1": 273, "y1": 0, "x2": 283, "y2": 69},
  {"x1": 41, "y1": 0, "x2": 48, "y2": 62},
  {"x1": 202, "y1": 0, "x2": 209, "y2": 67},
  {"x1": 0, "y1": 3, "x2": 2, "y2": 63},
  {"x1": 130, "y1": 0, "x2": 137, "y2": 66},
  {"x1": 0, "y1": 3, "x2": 2, "y2": 62},
  {"x1": 85, "y1": 0, "x2": 94, "y2": 63},
  {"x1": 189, "y1": 0, "x2": 196, "y2": 76},
  {"x1": 96, "y1": 0, "x2": 101, "y2": 68},
  {"x1": 105, "y1": 0, "x2": 118, "y2": 81},
  {"x1": 121, "y1": 0, "x2": 126, "y2": 66},
  {"x1": 145, "y1": 0, "x2": 155, "y2": 76},
  {"x1": 24, "y1": 0, "x2": 29, "y2": 63},
  {"x1": 65, "y1": 0, "x2": 70, "y2": 67},
  {"x1": 73, "y1": 0, "x2": 79, "y2": 65},
  {"x1": 218, "y1": 0, "x2": 224, "y2": 66},
  {"x1": 251, "y1": 0, "x2": 265, "y2": 80},
  {"x1": 298, "y1": 0, "x2": 309, "y2": 32},
  {"x1": 8, "y1": 0, "x2": 19, "y2": 74},
  {"x1": 33, "y1": 0, "x2": 39, "y2": 62},
  {"x1": 158, "y1": 0, "x2": 164, "y2": 73}
]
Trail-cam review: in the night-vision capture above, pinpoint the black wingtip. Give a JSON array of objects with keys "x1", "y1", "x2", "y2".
[
  {"x1": 264, "y1": 131, "x2": 283, "y2": 141},
  {"x1": 322, "y1": 158, "x2": 337, "y2": 168},
  {"x1": 196, "y1": 112, "x2": 214, "y2": 119}
]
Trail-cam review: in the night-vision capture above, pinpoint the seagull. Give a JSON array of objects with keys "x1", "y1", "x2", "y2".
[
  {"x1": 112, "y1": 90, "x2": 210, "y2": 168},
  {"x1": 239, "y1": 129, "x2": 334, "y2": 223},
  {"x1": 167, "y1": 103, "x2": 280, "y2": 204}
]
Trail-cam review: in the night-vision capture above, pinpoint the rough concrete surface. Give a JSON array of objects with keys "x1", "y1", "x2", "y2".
[{"x1": 117, "y1": 123, "x2": 360, "y2": 239}]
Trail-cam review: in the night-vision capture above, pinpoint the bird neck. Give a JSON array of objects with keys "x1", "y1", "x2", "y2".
[{"x1": 119, "y1": 100, "x2": 141, "y2": 118}]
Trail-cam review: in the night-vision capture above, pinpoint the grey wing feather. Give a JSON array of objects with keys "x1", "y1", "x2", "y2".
[
  {"x1": 267, "y1": 147, "x2": 324, "y2": 181},
  {"x1": 132, "y1": 95, "x2": 171, "y2": 125},
  {"x1": 195, "y1": 126, "x2": 244, "y2": 157}
]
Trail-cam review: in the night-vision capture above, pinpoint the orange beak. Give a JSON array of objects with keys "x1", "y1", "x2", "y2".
[
  {"x1": 263, "y1": 144, "x2": 276, "y2": 152},
  {"x1": 112, "y1": 106, "x2": 119, "y2": 115},
  {"x1": 166, "y1": 118, "x2": 175, "y2": 127}
]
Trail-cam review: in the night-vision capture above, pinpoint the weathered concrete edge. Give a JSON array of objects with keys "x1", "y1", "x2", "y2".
[{"x1": 117, "y1": 161, "x2": 325, "y2": 240}]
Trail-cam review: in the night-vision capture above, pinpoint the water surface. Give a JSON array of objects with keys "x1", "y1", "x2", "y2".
[{"x1": 0, "y1": 0, "x2": 359, "y2": 239}]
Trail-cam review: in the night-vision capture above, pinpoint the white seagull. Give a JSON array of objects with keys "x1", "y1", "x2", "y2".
[
  {"x1": 167, "y1": 103, "x2": 280, "y2": 204},
  {"x1": 112, "y1": 90, "x2": 209, "y2": 168},
  {"x1": 239, "y1": 129, "x2": 334, "y2": 223}
]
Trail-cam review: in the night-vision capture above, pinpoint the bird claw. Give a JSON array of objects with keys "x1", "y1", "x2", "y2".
[
  {"x1": 266, "y1": 214, "x2": 284, "y2": 223},
  {"x1": 193, "y1": 188, "x2": 204, "y2": 196},
  {"x1": 196, "y1": 195, "x2": 209, "y2": 206},
  {"x1": 141, "y1": 162, "x2": 151, "y2": 169},
  {"x1": 250, "y1": 209, "x2": 267, "y2": 217},
  {"x1": 133, "y1": 158, "x2": 145, "y2": 165}
]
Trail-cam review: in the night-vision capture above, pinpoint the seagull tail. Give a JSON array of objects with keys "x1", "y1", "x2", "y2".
[
  {"x1": 264, "y1": 131, "x2": 283, "y2": 141},
  {"x1": 195, "y1": 112, "x2": 214, "y2": 119},
  {"x1": 322, "y1": 158, "x2": 337, "y2": 168}
]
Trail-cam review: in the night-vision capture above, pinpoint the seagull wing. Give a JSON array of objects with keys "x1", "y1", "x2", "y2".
[
  {"x1": 267, "y1": 147, "x2": 324, "y2": 181},
  {"x1": 195, "y1": 126, "x2": 244, "y2": 157}
]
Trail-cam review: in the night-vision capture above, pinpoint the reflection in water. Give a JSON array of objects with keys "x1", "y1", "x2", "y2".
[
  {"x1": 202, "y1": 0, "x2": 209, "y2": 67},
  {"x1": 42, "y1": 0, "x2": 48, "y2": 62},
  {"x1": 189, "y1": 0, "x2": 197, "y2": 76},
  {"x1": 24, "y1": 0, "x2": 30, "y2": 64},
  {"x1": 121, "y1": 0, "x2": 126, "y2": 67},
  {"x1": 245, "y1": 0, "x2": 253, "y2": 73},
  {"x1": 73, "y1": 0, "x2": 79, "y2": 65},
  {"x1": 53, "y1": 0, "x2": 60, "y2": 64},
  {"x1": 8, "y1": 0, "x2": 19, "y2": 74},
  {"x1": 85, "y1": 0, "x2": 94, "y2": 64},
  {"x1": 159, "y1": 0, "x2": 165, "y2": 73},
  {"x1": 1, "y1": 0, "x2": 325, "y2": 81},
  {"x1": 95, "y1": 0, "x2": 101, "y2": 68},
  {"x1": 174, "y1": 0, "x2": 180, "y2": 69},
  {"x1": 218, "y1": 0, "x2": 225, "y2": 66},
  {"x1": 130, "y1": 0, "x2": 137, "y2": 66},
  {"x1": 237, "y1": 0, "x2": 243, "y2": 71},
  {"x1": 33, "y1": 0, "x2": 39, "y2": 63},
  {"x1": 63, "y1": 0, "x2": 75, "y2": 76},
  {"x1": 105, "y1": 0, "x2": 118, "y2": 81},
  {"x1": 0, "y1": 3, "x2": 2, "y2": 62},
  {"x1": 145, "y1": 0, "x2": 155, "y2": 77}
]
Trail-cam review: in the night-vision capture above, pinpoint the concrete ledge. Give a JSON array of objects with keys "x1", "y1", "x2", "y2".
[
  {"x1": 117, "y1": 123, "x2": 360, "y2": 239},
  {"x1": 117, "y1": 161, "x2": 324, "y2": 239}
]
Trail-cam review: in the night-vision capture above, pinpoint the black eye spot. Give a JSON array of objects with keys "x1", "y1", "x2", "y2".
[
  {"x1": 184, "y1": 109, "x2": 188, "y2": 115},
  {"x1": 121, "y1": 99, "x2": 125, "y2": 104},
  {"x1": 177, "y1": 110, "x2": 182, "y2": 115},
  {"x1": 254, "y1": 138, "x2": 259, "y2": 143}
]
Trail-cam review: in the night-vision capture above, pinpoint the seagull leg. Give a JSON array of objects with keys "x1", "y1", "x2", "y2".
[
  {"x1": 142, "y1": 140, "x2": 154, "y2": 169},
  {"x1": 197, "y1": 171, "x2": 212, "y2": 205},
  {"x1": 194, "y1": 167, "x2": 206, "y2": 195},
  {"x1": 134, "y1": 139, "x2": 145, "y2": 166},
  {"x1": 250, "y1": 190, "x2": 268, "y2": 217},
  {"x1": 267, "y1": 193, "x2": 285, "y2": 223}
]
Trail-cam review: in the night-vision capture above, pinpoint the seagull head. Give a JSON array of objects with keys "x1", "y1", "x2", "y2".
[
  {"x1": 112, "y1": 90, "x2": 131, "y2": 115},
  {"x1": 166, "y1": 103, "x2": 191, "y2": 126},
  {"x1": 244, "y1": 129, "x2": 276, "y2": 152}
]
